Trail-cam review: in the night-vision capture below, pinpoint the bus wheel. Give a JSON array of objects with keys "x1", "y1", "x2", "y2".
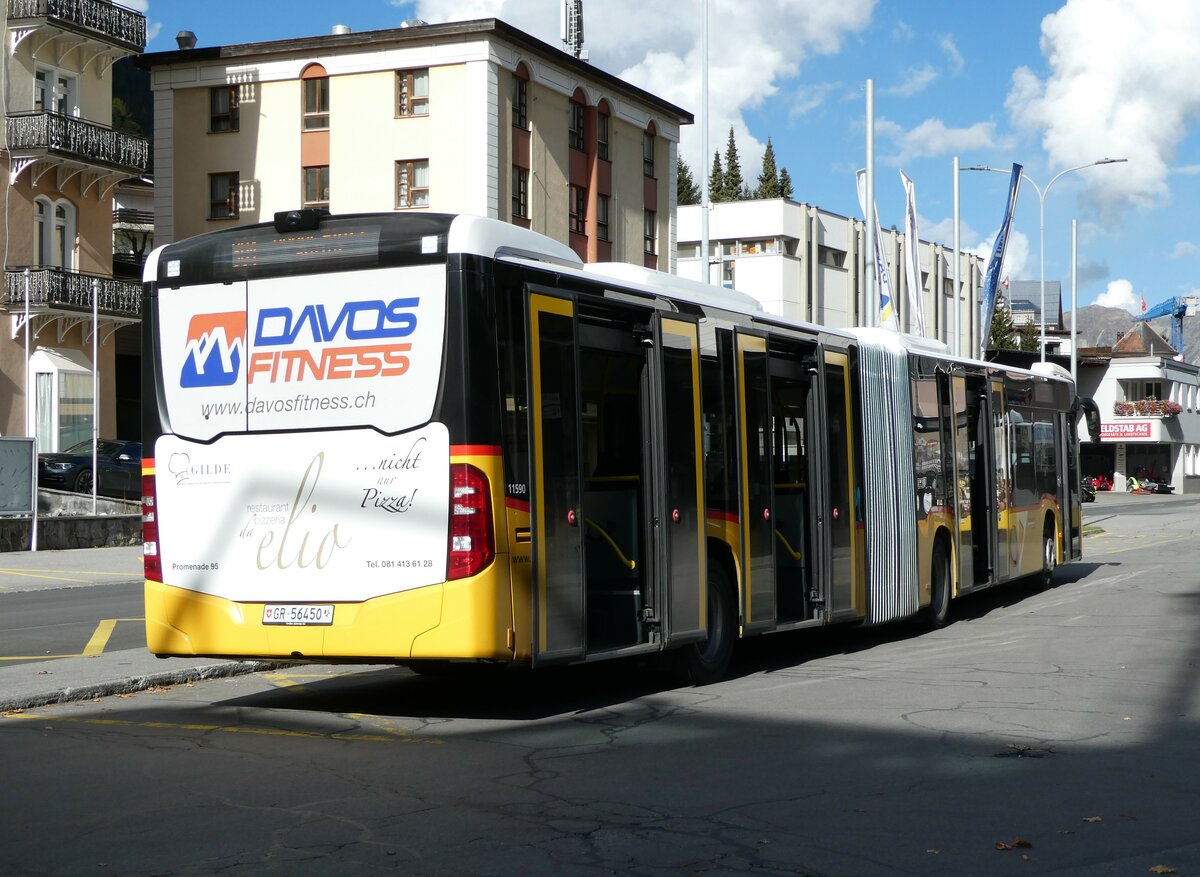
[
  {"x1": 925, "y1": 542, "x2": 950, "y2": 629},
  {"x1": 1034, "y1": 522, "x2": 1056, "y2": 591},
  {"x1": 680, "y1": 562, "x2": 736, "y2": 685}
]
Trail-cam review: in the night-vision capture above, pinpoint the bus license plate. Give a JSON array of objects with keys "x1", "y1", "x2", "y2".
[{"x1": 262, "y1": 604, "x2": 334, "y2": 626}]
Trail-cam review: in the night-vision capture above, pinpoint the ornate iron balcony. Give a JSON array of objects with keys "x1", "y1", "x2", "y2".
[
  {"x1": 3, "y1": 266, "x2": 141, "y2": 320},
  {"x1": 7, "y1": 111, "x2": 149, "y2": 179},
  {"x1": 7, "y1": 0, "x2": 146, "y2": 53}
]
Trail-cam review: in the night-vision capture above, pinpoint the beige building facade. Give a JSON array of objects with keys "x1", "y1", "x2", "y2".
[
  {"x1": 139, "y1": 19, "x2": 691, "y2": 270},
  {"x1": 1, "y1": 0, "x2": 148, "y2": 447}
]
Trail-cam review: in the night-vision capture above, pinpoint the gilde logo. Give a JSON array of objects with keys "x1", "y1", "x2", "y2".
[
  {"x1": 168, "y1": 452, "x2": 233, "y2": 486},
  {"x1": 181, "y1": 312, "x2": 246, "y2": 388}
]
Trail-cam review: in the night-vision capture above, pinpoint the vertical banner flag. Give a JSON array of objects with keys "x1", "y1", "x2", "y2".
[
  {"x1": 856, "y1": 169, "x2": 898, "y2": 330},
  {"x1": 899, "y1": 170, "x2": 927, "y2": 337},
  {"x1": 979, "y1": 163, "x2": 1023, "y2": 355}
]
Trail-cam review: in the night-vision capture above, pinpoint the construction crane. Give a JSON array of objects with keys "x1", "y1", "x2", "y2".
[{"x1": 1137, "y1": 295, "x2": 1198, "y2": 358}]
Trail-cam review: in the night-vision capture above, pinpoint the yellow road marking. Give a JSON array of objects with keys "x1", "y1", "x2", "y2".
[
  {"x1": 0, "y1": 570, "x2": 92, "y2": 584},
  {"x1": 0, "y1": 568, "x2": 139, "y2": 578},
  {"x1": 0, "y1": 618, "x2": 142, "y2": 661},
  {"x1": 1, "y1": 712, "x2": 441, "y2": 744},
  {"x1": 1087, "y1": 535, "x2": 1188, "y2": 556}
]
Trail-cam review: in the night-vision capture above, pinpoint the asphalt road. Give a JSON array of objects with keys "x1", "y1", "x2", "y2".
[
  {"x1": 0, "y1": 581, "x2": 144, "y2": 665},
  {"x1": 2, "y1": 493, "x2": 1199, "y2": 875}
]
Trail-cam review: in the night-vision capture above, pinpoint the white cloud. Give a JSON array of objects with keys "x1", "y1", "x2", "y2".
[
  {"x1": 415, "y1": 0, "x2": 878, "y2": 171},
  {"x1": 892, "y1": 20, "x2": 913, "y2": 41},
  {"x1": 1094, "y1": 279, "x2": 1142, "y2": 313},
  {"x1": 969, "y1": 229, "x2": 1031, "y2": 282},
  {"x1": 1171, "y1": 241, "x2": 1200, "y2": 259},
  {"x1": 1006, "y1": 0, "x2": 1200, "y2": 213},
  {"x1": 884, "y1": 64, "x2": 937, "y2": 98},
  {"x1": 877, "y1": 117, "x2": 1006, "y2": 165},
  {"x1": 939, "y1": 34, "x2": 963, "y2": 75},
  {"x1": 146, "y1": 21, "x2": 162, "y2": 42}
]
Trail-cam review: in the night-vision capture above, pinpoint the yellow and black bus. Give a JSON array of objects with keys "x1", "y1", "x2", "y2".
[{"x1": 141, "y1": 210, "x2": 1098, "y2": 683}]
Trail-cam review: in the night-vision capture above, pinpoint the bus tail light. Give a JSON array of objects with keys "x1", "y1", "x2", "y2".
[
  {"x1": 447, "y1": 463, "x2": 494, "y2": 580},
  {"x1": 142, "y1": 473, "x2": 162, "y2": 583}
]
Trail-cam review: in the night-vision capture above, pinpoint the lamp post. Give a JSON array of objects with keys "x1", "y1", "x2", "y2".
[{"x1": 961, "y1": 158, "x2": 1126, "y2": 362}]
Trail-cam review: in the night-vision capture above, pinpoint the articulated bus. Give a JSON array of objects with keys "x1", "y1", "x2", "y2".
[{"x1": 142, "y1": 210, "x2": 1099, "y2": 683}]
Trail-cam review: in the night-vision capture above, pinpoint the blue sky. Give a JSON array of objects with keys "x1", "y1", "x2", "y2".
[{"x1": 137, "y1": 0, "x2": 1200, "y2": 313}]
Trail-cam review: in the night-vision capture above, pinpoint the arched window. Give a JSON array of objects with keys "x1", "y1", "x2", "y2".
[
  {"x1": 301, "y1": 64, "x2": 329, "y2": 130},
  {"x1": 34, "y1": 196, "x2": 75, "y2": 269},
  {"x1": 596, "y1": 98, "x2": 611, "y2": 161},
  {"x1": 643, "y1": 122, "x2": 657, "y2": 177},
  {"x1": 512, "y1": 62, "x2": 529, "y2": 130},
  {"x1": 569, "y1": 87, "x2": 587, "y2": 151}
]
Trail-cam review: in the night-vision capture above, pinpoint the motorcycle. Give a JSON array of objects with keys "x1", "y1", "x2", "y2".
[{"x1": 1081, "y1": 477, "x2": 1097, "y2": 503}]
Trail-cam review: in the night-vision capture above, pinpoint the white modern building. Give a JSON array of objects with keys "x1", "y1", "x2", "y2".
[{"x1": 677, "y1": 199, "x2": 986, "y2": 355}]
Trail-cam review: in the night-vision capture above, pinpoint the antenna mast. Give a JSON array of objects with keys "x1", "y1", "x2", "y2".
[{"x1": 561, "y1": 1, "x2": 587, "y2": 60}]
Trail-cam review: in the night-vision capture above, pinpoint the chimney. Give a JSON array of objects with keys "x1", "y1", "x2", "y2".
[
  {"x1": 331, "y1": 24, "x2": 351, "y2": 35},
  {"x1": 175, "y1": 30, "x2": 197, "y2": 50}
]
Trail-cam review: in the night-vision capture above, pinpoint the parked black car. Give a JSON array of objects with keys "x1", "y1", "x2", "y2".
[{"x1": 37, "y1": 439, "x2": 142, "y2": 499}]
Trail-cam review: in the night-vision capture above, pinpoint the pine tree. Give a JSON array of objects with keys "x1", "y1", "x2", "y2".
[
  {"x1": 755, "y1": 138, "x2": 780, "y2": 199},
  {"x1": 677, "y1": 157, "x2": 701, "y2": 206},
  {"x1": 709, "y1": 151, "x2": 726, "y2": 203},
  {"x1": 986, "y1": 299, "x2": 1020, "y2": 350},
  {"x1": 722, "y1": 127, "x2": 744, "y2": 202},
  {"x1": 778, "y1": 166, "x2": 794, "y2": 200},
  {"x1": 1018, "y1": 320, "x2": 1039, "y2": 352}
]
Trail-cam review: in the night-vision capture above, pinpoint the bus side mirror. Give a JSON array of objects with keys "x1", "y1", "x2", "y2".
[{"x1": 1077, "y1": 397, "x2": 1101, "y2": 443}]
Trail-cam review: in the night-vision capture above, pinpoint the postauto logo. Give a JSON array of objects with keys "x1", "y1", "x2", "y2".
[{"x1": 180, "y1": 298, "x2": 421, "y2": 388}]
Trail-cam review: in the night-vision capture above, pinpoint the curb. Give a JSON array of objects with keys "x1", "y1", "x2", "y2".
[{"x1": 0, "y1": 660, "x2": 281, "y2": 713}]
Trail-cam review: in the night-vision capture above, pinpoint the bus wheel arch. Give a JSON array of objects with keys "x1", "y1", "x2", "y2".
[
  {"x1": 679, "y1": 544, "x2": 738, "y2": 685},
  {"x1": 924, "y1": 529, "x2": 952, "y2": 629}
]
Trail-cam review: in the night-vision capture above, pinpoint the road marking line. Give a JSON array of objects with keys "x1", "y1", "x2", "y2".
[
  {"x1": 0, "y1": 568, "x2": 138, "y2": 578},
  {"x1": 1084, "y1": 535, "x2": 1188, "y2": 556},
  {"x1": 0, "y1": 712, "x2": 441, "y2": 744},
  {"x1": 0, "y1": 570, "x2": 92, "y2": 584},
  {"x1": 0, "y1": 618, "x2": 143, "y2": 661}
]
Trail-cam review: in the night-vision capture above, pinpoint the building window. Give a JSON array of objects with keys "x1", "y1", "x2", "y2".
[
  {"x1": 569, "y1": 185, "x2": 587, "y2": 235},
  {"x1": 643, "y1": 130, "x2": 655, "y2": 177},
  {"x1": 569, "y1": 98, "x2": 585, "y2": 151},
  {"x1": 303, "y1": 76, "x2": 329, "y2": 130},
  {"x1": 643, "y1": 210, "x2": 656, "y2": 254},
  {"x1": 597, "y1": 195, "x2": 610, "y2": 242},
  {"x1": 210, "y1": 86, "x2": 239, "y2": 132},
  {"x1": 512, "y1": 73, "x2": 528, "y2": 130},
  {"x1": 396, "y1": 160, "x2": 429, "y2": 208},
  {"x1": 209, "y1": 172, "x2": 239, "y2": 219},
  {"x1": 397, "y1": 69, "x2": 429, "y2": 117},
  {"x1": 597, "y1": 111, "x2": 610, "y2": 161},
  {"x1": 512, "y1": 166, "x2": 528, "y2": 219},
  {"x1": 303, "y1": 166, "x2": 329, "y2": 209},
  {"x1": 34, "y1": 67, "x2": 77, "y2": 114},
  {"x1": 34, "y1": 197, "x2": 75, "y2": 269}
]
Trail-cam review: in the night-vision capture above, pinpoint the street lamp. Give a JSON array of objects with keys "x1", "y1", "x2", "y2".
[{"x1": 962, "y1": 158, "x2": 1127, "y2": 362}]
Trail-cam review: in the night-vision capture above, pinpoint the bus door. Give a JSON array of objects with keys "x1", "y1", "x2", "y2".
[
  {"x1": 1059, "y1": 410, "x2": 1083, "y2": 560},
  {"x1": 823, "y1": 351, "x2": 859, "y2": 621},
  {"x1": 735, "y1": 331, "x2": 776, "y2": 633},
  {"x1": 991, "y1": 380, "x2": 1012, "y2": 582},
  {"x1": 964, "y1": 373, "x2": 996, "y2": 586},
  {"x1": 528, "y1": 292, "x2": 586, "y2": 664},
  {"x1": 652, "y1": 314, "x2": 707, "y2": 648}
]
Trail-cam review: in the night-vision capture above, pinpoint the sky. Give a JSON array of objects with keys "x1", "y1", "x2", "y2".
[{"x1": 134, "y1": 0, "x2": 1200, "y2": 314}]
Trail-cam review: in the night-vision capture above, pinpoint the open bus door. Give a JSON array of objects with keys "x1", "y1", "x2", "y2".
[
  {"x1": 527, "y1": 293, "x2": 709, "y2": 666},
  {"x1": 735, "y1": 331, "x2": 776, "y2": 633}
]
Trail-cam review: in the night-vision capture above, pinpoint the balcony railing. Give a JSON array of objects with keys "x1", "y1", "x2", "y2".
[
  {"x1": 7, "y1": 0, "x2": 146, "y2": 52},
  {"x1": 3, "y1": 266, "x2": 141, "y2": 319},
  {"x1": 1112, "y1": 399, "x2": 1182, "y2": 418},
  {"x1": 112, "y1": 208, "x2": 153, "y2": 226},
  {"x1": 6, "y1": 111, "x2": 149, "y2": 177}
]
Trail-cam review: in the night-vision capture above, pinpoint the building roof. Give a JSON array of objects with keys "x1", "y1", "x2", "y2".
[
  {"x1": 1111, "y1": 322, "x2": 1178, "y2": 357},
  {"x1": 135, "y1": 17, "x2": 693, "y2": 124}
]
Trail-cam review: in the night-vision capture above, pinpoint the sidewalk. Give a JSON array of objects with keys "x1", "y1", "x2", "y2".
[{"x1": 0, "y1": 546, "x2": 272, "y2": 712}]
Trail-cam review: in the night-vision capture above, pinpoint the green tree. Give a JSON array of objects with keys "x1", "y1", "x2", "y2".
[
  {"x1": 111, "y1": 97, "x2": 142, "y2": 136},
  {"x1": 1017, "y1": 320, "x2": 1039, "y2": 352},
  {"x1": 722, "y1": 127, "x2": 744, "y2": 202},
  {"x1": 755, "y1": 137, "x2": 780, "y2": 199},
  {"x1": 986, "y1": 299, "x2": 1020, "y2": 350},
  {"x1": 677, "y1": 157, "x2": 701, "y2": 206},
  {"x1": 778, "y1": 166, "x2": 794, "y2": 200},
  {"x1": 709, "y1": 150, "x2": 726, "y2": 203}
]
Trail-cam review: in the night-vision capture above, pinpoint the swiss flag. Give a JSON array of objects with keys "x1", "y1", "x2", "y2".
[{"x1": 1141, "y1": 295, "x2": 1148, "y2": 314}]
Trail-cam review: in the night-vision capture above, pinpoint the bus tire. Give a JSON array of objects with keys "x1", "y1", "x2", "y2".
[
  {"x1": 680, "y1": 562, "x2": 736, "y2": 685},
  {"x1": 925, "y1": 541, "x2": 950, "y2": 629},
  {"x1": 1034, "y1": 520, "x2": 1056, "y2": 591}
]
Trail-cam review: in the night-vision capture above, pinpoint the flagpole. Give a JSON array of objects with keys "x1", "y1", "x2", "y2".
[{"x1": 865, "y1": 79, "x2": 875, "y2": 328}]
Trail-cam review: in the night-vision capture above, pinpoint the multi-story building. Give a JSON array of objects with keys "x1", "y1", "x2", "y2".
[
  {"x1": 677, "y1": 199, "x2": 986, "y2": 355},
  {"x1": 1077, "y1": 323, "x2": 1200, "y2": 494},
  {"x1": 1, "y1": 0, "x2": 149, "y2": 448},
  {"x1": 136, "y1": 18, "x2": 690, "y2": 269}
]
